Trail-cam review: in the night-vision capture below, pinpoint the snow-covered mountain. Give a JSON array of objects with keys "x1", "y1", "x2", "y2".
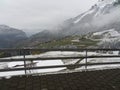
[
  {"x1": 59, "y1": 0, "x2": 120, "y2": 36},
  {"x1": 73, "y1": 0, "x2": 118, "y2": 23},
  {"x1": 90, "y1": 29, "x2": 120, "y2": 39},
  {"x1": 0, "y1": 25, "x2": 27, "y2": 48},
  {"x1": 18, "y1": 0, "x2": 120, "y2": 48}
]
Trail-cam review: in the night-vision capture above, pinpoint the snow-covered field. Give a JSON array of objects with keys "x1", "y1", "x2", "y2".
[{"x1": 0, "y1": 51, "x2": 120, "y2": 78}]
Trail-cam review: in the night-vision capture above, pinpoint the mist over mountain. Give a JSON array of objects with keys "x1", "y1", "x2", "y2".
[
  {"x1": 25, "y1": 0, "x2": 120, "y2": 47},
  {"x1": 58, "y1": 0, "x2": 120, "y2": 36},
  {"x1": 1, "y1": 0, "x2": 120, "y2": 48},
  {"x1": 0, "y1": 25, "x2": 27, "y2": 48}
]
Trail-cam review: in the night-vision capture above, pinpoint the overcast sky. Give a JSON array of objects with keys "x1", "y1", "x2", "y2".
[{"x1": 0, "y1": 0, "x2": 97, "y2": 31}]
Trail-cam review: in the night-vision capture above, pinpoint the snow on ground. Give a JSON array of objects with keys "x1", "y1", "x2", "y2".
[
  {"x1": 0, "y1": 60, "x2": 65, "y2": 78},
  {"x1": 0, "y1": 63, "x2": 8, "y2": 69},
  {"x1": 95, "y1": 0, "x2": 116, "y2": 17},
  {"x1": 74, "y1": 9, "x2": 95, "y2": 24},
  {"x1": 96, "y1": 0, "x2": 116, "y2": 8},
  {"x1": 93, "y1": 29, "x2": 120, "y2": 37},
  {"x1": 91, "y1": 29, "x2": 120, "y2": 43},
  {"x1": 0, "y1": 51, "x2": 120, "y2": 77},
  {"x1": 76, "y1": 64, "x2": 120, "y2": 71},
  {"x1": 0, "y1": 51, "x2": 83, "y2": 77}
]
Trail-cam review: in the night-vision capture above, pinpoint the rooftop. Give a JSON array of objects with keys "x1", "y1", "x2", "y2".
[{"x1": 0, "y1": 68, "x2": 120, "y2": 90}]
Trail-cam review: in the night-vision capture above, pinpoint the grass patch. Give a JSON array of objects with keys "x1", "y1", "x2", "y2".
[{"x1": 38, "y1": 35, "x2": 99, "y2": 48}]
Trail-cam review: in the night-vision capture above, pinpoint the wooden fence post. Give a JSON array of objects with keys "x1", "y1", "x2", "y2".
[
  {"x1": 23, "y1": 49, "x2": 27, "y2": 75},
  {"x1": 85, "y1": 50, "x2": 88, "y2": 71}
]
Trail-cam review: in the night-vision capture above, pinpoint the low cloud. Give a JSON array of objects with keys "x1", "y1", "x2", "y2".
[
  {"x1": 92, "y1": 6, "x2": 120, "y2": 27},
  {"x1": 0, "y1": 0, "x2": 97, "y2": 31}
]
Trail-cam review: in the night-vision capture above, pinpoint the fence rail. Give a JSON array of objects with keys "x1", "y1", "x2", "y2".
[
  {"x1": 0, "y1": 48, "x2": 120, "y2": 75},
  {"x1": 0, "y1": 48, "x2": 120, "y2": 51},
  {"x1": 0, "y1": 55, "x2": 120, "y2": 62}
]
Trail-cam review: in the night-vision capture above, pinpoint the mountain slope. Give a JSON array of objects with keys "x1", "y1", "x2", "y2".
[
  {"x1": 88, "y1": 29, "x2": 120, "y2": 48},
  {"x1": 37, "y1": 29, "x2": 120, "y2": 49},
  {"x1": 59, "y1": 0, "x2": 120, "y2": 36},
  {"x1": 0, "y1": 25, "x2": 27, "y2": 48},
  {"x1": 19, "y1": 0, "x2": 120, "y2": 48}
]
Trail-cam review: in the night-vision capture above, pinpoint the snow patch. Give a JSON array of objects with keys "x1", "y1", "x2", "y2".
[
  {"x1": 95, "y1": 0, "x2": 116, "y2": 16},
  {"x1": 0, "y1": 51, "x2": 120, "y2": 77},
  {"x1": 97, "y1": 0, "x2": 116, "y2": 8},
  {"x1": 93, "y1": 29, "x2": 120, "y2": 37},
  {"x1": 74, "y1": 9, "x2": 95, "y2": 24}
]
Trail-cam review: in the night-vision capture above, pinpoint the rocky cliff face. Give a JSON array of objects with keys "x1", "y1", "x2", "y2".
[{"x1": 0, "y1": 25, "x2": 27, "y2": 48}]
